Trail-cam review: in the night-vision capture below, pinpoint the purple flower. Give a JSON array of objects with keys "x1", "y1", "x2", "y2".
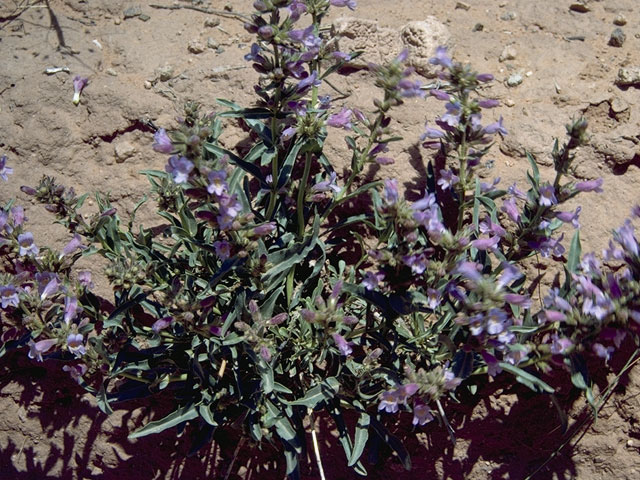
[
  {"x1": 482, "y1": 351, "x2": 503, "y2": 377},
  {"x1": 11, "y1": 206, "x2": 24, "y2": 227},
  {"x1": 217, "y1": 194, "x2": 243, "y2": 230},
  {"x1": 0, "y1": 285, "x2": 19, "y2": 309},
  {"x1": 28, "y1": 338, "x2": 58, "y2": 362},
  {"x1": 497, "y1": 262, "x2": 522, "y2": 290},
  {"x1": 575, "y1": 178, "x2": 603, "y2": 193},
  {"x1": 472, "y1": 235, "x2": 500, "y2": 251},
  {"x1": 77, "y1": 271, "x2": 93, "y2": 288},
  {"x1": 538, "y1": 184, "x2": 557, "y2": 207},
  {"x1": 165, "y1": 156, "x2": 193, "y2": 184},
  {"x1": 426, "y1": 288, "x2": 441, "y2": 309},
  {"x1": 297, "y1": 70, "x2": 321, "y2": 92},
  {"x1": 332, "y1": 51, "x2": 352, "y2": 61},
  {"x1": 207, "y1": 170, "x2": 228, "y2": 196},
  {"x1": 63, "y1": 364, "x2": 88, "y2": 383},
  {"x1": 378, "y1": 390, "x2": 399, "y2": 413},
  {"x1": 533, "y1": 233, "x2": 565, "y2": 258},
  {"x1": 253, "y1": 222, "x2": 276, "y2": 237},
  {"x1": 287, "y1": 0, "x2": 307, "y2": 20},
  {"x1": 362, "y1": 271, "x2": 384, "y2": 291},
  {"x1": 421, "y1": 122, "x2": 445, "y2": 140},
  {"x1": 483, "y1": 116, "x2": 507, "y2": 135},
  {"x1": 152, "y1": 128, "x2": 173, "y2": 154},
  {"x1": 281, "y1": 126, "x2": 298, "y2": 142},
  {"x1": 540, "y1": 309, "x2": 566, "y2": 324},
  {"x1": 501, "y1": 198, "x2": 521, "y2": 223},
  {"x1": 456, "y1": 261, "x2": 483, "y2": 284},
  {"x1": 430, "y1": 89, "x2": 450, "y2": 101},
  {"x1": 550, "y1": 335, "x2": 573, "y2": 355},
  {"x1": 213, "y1": 240, "x2": 231, "y2": 260},
  {"x1": 327, "y1": 108, "x2": 353, "y2": 129},
  {"x1": 403, "y1": 253, "x2": 429, "y2": 275},
  {"x1": 62, "y1": 233, "x2": 85, "y2": 256},
  {"x1": 429, "y1": 46, "x2": 453, "y2": 69},
  {"x1": 64, "y1": 296, "x2": 79, "y2": 325},
  {"x1": 508, "y1": 183, "x2": 528, "y2": 200},
  {"x1": 330, "y1": 0, "x2": 357, "y2": 10},
  {"x1": 478, "y1": 99, "x2": 500, "y2": 108},
  {"x1": 152, "y1": 316, "x2": 173, "y2": 333},
  {"x1": 397, "y1": 79, "x2": 425, "y2": 98},
  {"x1": 260, "y1": 345, "x2": 272, "y2": 362},
  {"x1": 375, "y1": 156, "x2": 394, "y2": 165},
  {"x1": 476, "y1": 73, "x2": 494, "y2": 82},
  {"x1": 440, "y1": 101, "x2": 462, "y2": 127},
  {"x1": 504, "y1": 293, "x2": 532, "y2": 309},
  {"x1": 556, "y1": 207, "x2": 581, "y2": 228},
  {"x1": 289, "y1": 25, "x2": 321, "y2": 49},
  {"x1": 332, "y1": 333, "x2": 353, "y2": 356},
  {"x1": 268, "y1": 313, "x2": 288, "y2": 325},
  {"x1": 479, "y1": 216, "x2": 506, "y2": 237},
  {"x1": 244, "y1": 43, "x2": 265, "y2": 63},
  {"x1": 485, "y1": 309, "x2": 508, "y2": 335},
  {"x1": 592, "y1": 343, "x2": 614, "y2": 362},
  {"x1": 72, "y1": 76, "x2": 88, "y2": 105},
  {"x1": 17, "y1": 232, "x2": 39, "y2": 257},
  {"x1": 38, "y1": 273, "x2": 60, "y2": 300},
  {"x1": 0, "y1": 155, "x2": 13, "y2": 181},
  {"x1": 412, "y1": 404, "x2": 434, "y2": 426},
  {"x1": 383, "y1": 179, "x2": 399, "y2": 205},
  {"x1": 312, "y1": 172, "x2": 341, "y2": 194},
  {"x1": 437, "y1": 169, "x2": 460, "y2": 191},
  {"x1": 443, "y1": 369, "x2": 461, "y2": 390},
  {"x1": 67, "y1": 333, "x2": 85, "y2": 357},
  {"x1": 613, "y1": 220, "x2": 638, "y2": 257}
]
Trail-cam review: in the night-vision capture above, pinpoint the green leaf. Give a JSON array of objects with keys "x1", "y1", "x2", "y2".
[
  {"x1": 567, "y1": 230, "x2": 581, "y2": 274},
  {"x1": 286, "y1": 377, "x2": 340, "y2": 408},
  {"x1": 277, "y1": 139, "x2": 304, "y2": 189},
  {"x1": 129, "y1": 404, "x2": 199, "y2": 439},
  {"x1": 526, "y1": 151, "x2": 540, "y2": 184},
  {"x1": 204, "y1": 143, "x2": 265, "y2": 182},
  {"x1": 499, "y1": 362, "x2": 554, "y2": 393},
  {"x1": 348, "y1": 412, "x2": 370, "y2": 467}
]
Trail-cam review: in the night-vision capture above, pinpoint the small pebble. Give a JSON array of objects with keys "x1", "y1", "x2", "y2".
[
  {"x1": 613, "y1": 14, "x2": 627, "y2": 26},
  {"x1": 188, "y1": 40, "x2": 206, "y2": 54},
  {"x1": 206, "y1": 37, "x2": 219, "y2": 49},
  {"x1": 627, "y1": 439, "x2": 634, "y2": 448},
  {"x1": 114, "y1": 18, "x2": 121, "y2": 25},
  {"x1": 472, "y1": 23, "x2": 484, "y2": 32},
  {"x1": 608, "y1": 28, "x2": 626, "y2": 47},
  {"x1": 506, "y1": 73, "x2": 523, "y2": 87},
  {"x1": 156, "y1": 64, "x2": 174, "y2": 82},
  {"x1": 139, "y1": 14, "x2": 150, "y2": 22},
  {"x1": 205, "y1": 18, "x2": 221, "y2": 28},
  {"x1": 569, "y1": 3, "x2": 590, "y2": 13},
  {"x1": 500, "y1": 11, "x2": 517, "y2": 21},
  {"x1": 123, "y1": 6, "x2": 141, "y2": 19},
  {"x1": 610, "y1": 97, "x2": 629, "y2": 113},
  {"x1": 455, "y1": 1, "x2": 471, "y2": 10},
  {"x1": 504, "y1": 98, "x2": 515, "y2": 107},
  {"x1": 615, "y1": 67, "x2": 640, "y2": 87},
  {"x1": 106, "y1": 68, "x2": 118, "y2": 76},
  {"x1": 144, "y1": 80, "x2": 152, "y2": 89},
  {"x1": 499, "y1": 45, "x2": 517, "y2": 62}
]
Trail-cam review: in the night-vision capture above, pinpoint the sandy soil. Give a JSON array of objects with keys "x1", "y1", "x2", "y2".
[{"x1": 1, "y1": 0, "x2": 640, "y2": 478}]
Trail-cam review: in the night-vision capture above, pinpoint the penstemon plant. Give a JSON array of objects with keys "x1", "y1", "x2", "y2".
[{"x1": 1, "y1": 1, "x2": 640, "y2": 477}]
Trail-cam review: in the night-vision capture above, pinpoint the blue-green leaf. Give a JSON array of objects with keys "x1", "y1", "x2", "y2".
[{"x1": 128, "y1": 404, "x2": 198, "y2": 439}]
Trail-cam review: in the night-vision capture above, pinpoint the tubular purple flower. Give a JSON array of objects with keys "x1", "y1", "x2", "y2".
[
  {"x1": 613, "y1": 220, "x2": 639, "y2": 256},
  {"x1": 311, "y1": 172, "x2": 341, "y2": 194},
  {"x1": 383, "y1": 178, "x2": 399, "y2": 205},
  {"x1": 437, "y1": 169, "x2": 460, "y2": 191},
  {"x1": 62, "y1": 234, "x2": 84, "y2": 256},
  {"x1": 478, "y1": 99, "x2": 500, "y2": 108},
  {"x1": 152, "y1": 316, "x2": 173, "y2": 333},
  {"x1": 508, "y1": 183, "x2": 527, "y2": 200},
  {"x1": 297, "y1": 70, "x2": 321, "y2": 92},
  {"x1": 403, "y1": 253, "x2": 429, "y2": 275},
  {"x1": 472, "y1": 235, "x2": 500, "y2": 251},
  {"x1": 429, "y1": 89, "x2": 450, "y2": 101},
  {"x1": 483, "y1": 116, "x2": 508, "y2": 135},
  {"x1": 482, "y1": 351, "x2": 503, "y2": 377},
  {"x1": 378, "y1": 390, "x2": 399, "y2": 413},
  {"x1": 362, "y1": 271, "x2": 384, "y2": 291},
  {"x1": 550, "y1": 335, "x2": 573, "y2": 355},
  {"x1": 63, "y1": 364, "x2": 88, "y2": 383},
  {"x1": 476, "y1": 73, "x2": 494, "y2": 82},
  {"x1": 28, "y1": 338, "x2": 58, "y2": 362},
  {"x1": 375, "y1": 156, "x2": 394, "y2": 165},
  {"x1": 67, "y1": 333, "x2": 86, "y2": 357},
  {"x1": 38, "y1": 274, "x2": 60, "y2": 300},
  {"x1": 429, "y1": 46, "x2": 453, "y2": 69},
  {"x1": 17, "y1": 232, "x2": 39, "y2": 257},
  {"x1": 504, "y1": 293, "x2": 532, "y2": 309},
  {"x1": 397, "y1": 79, "x2": 425, "y2": 98},
  {"x1": 538, "y1": 184, "x2": 557, "y2": 207},
  {"x1": 72, "y1": 76, "x2": 88, "y2": 105},
  {"x1": 64, "y1": 296, "x2": 79, "y2": 325},
  {"x1": 165, "y1": 156, "x2": 194, "y2": 184},
  {"x1": 497, "y1": 262, "x2": 522, "y2": 289},
  {"x1": 207, "y1": 170, "x2": 228, "y2": 196},
  {"x1": 11, "y1": 206, "x2": 24, "y2": 227},
  {"x1": 288, "y1": 0, "x2": 307, "y2": 20},
  {"x1": 0, "y1": 155, "x2": 13, "y2": 181},
  {"x1": 332, "y1": 333, "x2": 353, "y2": 356},
  {"x1": 555, "y1": 206, "x2": 581, "y2": 228},
  {"x1": 540, "y1": 309, "x2": 567, "y2": 324},
  {"x1": 479, "y1": 216, "x2": 506, "y2": 237},
  {"x1": 440, "y1": 101, "x2": 462, "y2": 127},
  {"x1": 593, "y1": 343, "x2": 614, "y2": 362},
  {"x1": 485, "y1": 309, "x2": 508, "y2": 335},
  {"x1": 421, "y1": 122, "x2": 445, "y2": 140},
  {"x1": 330, "y1": 0, "x2": 357, "y2": 10},
  {"x1": 456, "y1": 261, "x2": 483, "y2": 284},
  {"x1": 253, "y1": 222, "x2": 276, "y2": 237},
  {"x1": 412, "y1": 404, "x2": 434, "y2": 426},
  {"x1": 289, "y1": 25, "x2": 320, "y2": 48},
  {"x1": 501, "y1": 198, "x2": 521, "y2": 223},
  {"x1": 77, "y1": 271, "x2": 93, "y2": 288},
  {"x1": 327, "y1": 108, "x2": 353, "y2": 129},
  {"x1": 575, "y1": 178, "x2": 603, "y2": 193},
  {"x1": 152, "y1": 128, "x2": 173, "y2": 154},
  {"x1": 0, "y1": 285, "x2": 19, "y2": 309},
  {"x1": 268, "y1": 313, "x2": 287, "y2": 325}
]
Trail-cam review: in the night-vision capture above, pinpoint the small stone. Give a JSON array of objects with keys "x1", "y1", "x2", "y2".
[
  {"x1": 613, "y1": 14, "x2": 627, "y2": 26},
  {"x1": 569, "y1": 3, "x2": 590, "y2": 13},
  {"x1": 627, "y1": 439, "x2": 634, "y2": 448},
  {"x1": 139, "y1": 14, "x2": 150, "y2": 22},
  {"x1": 472, "y1": 23, "x2": 484, "y2": 32},
  {"x1": 144, "y1": 80, "x2": 152, "y2": 89},
  {"x1": 156, "y1": 64, "x2": 174, "y2": 82},
  {"x1": 224, "y1": 3, "x2": 233, "y2": 11},
  {"x1": 455, "y1": 2, "x2": 470, "y2": 10},
  {"x1": 188, "y1": 40, "x2": 205, "y2": 54},
  {"x1": 608, "y1": 28, "x2": 626, "y2": 47},
  {"x1": 204, "y1": 18, "x2": 221, "y2": 28},
  {"x1": 500, "y1": 11, "x2": 517, "y2": 21},
  {"x1": 123, "y1": 6, "x2": 142, "y2": 19},
  {"x1": 114, "y1": 141, "x2": 136, "y2": 162},
  {"x1": 114, "y1": 18, "x2": 121, "y2": 25},
  {"x1": 611, "y1": 97, "x2": 629, "y2": 113},
  {"x1": 106, "y1": 68, "x2": 118, "y2": 76},
  {"x1": 506, "y1": 73, "x2": 523, "y2": 87},
  {"x1": 499, "y1": 45, "x2": 517, "y2": 62},
  {"x1": 206, "y1": 37, "x2": 219, "y2": 49},
  {"x1": 504, "y1": 98, "x2": 515, "y2": 107}
]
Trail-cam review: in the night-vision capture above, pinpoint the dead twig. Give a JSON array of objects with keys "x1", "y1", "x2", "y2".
[{"x1": 149, "y1": 4, "x2": 251, "y2": 22}]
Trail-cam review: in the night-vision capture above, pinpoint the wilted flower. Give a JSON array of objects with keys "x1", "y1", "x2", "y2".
[
  {"x1": 72, "y1": 76, "x2": 88, "y2": 105},
  {"x1": 0, "y1": 155, "x2": 13, "y2": 181}
]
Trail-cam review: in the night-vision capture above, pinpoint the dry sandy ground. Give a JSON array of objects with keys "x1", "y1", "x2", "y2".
[{"x1": 1, "y1": 0, "x2": 640, "y2": 478}]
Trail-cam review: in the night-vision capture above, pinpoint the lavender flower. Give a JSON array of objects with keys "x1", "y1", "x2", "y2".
[
  {"x1": 0, "y1": 285, "x2": 19, "y2": 309},
  {"x1": 289, "y1": 25, "x2": 321, "y2": 49},
  {"x1": 207, "y1": 170, "x2": 228, "y2": 196},
  {"x1": 378, "y1": 390, "x2": 399, "y2": 413},
  {"x1": 575, "y1": 178, "x2": 603, "y2": 193},
  {"x1": 430, "y1": 89, "x2": 450, "y2": 101},
  {"x1": 297, "y1": 70, "x2": 321, "y2": 92},
  {"x1": 287, "y1": 0, "x2": 307, "y2": 20},
  {"x1": 472, "y1": 235, "x2": 500, "y2": 251},
  {"x1": 165, "y1": 156, "x2": 194, "y2": 184},
  {"x1": 613, "y1": 220, "x2": 638, "y2": 257},
  {"x1": 77, "y1": 271, "x2": 93, "y2": 288},
  {"x1": 327, "y1": 108, "x2": 353, "y2": 129},
  {"x1": 412, "y1": 404, "x2": 434, "y2": 426},
  {"x1": 62, "y1": 233, "x2": 84, "y2": 256},
  {"x1": 440, "y1": 101, "x2": 462, "y2": 127},
  {"x1": 397, "y1": 79, "x2": 425, "y2": 98},
  {"x1": 330, "y1": 0, "x2": 357, "y2": 10},
  {"x1": 311, "y1": 172, "x2": 341, "y2": 194},
  {"x1": 437, "y1": 169, "x2": 460, "y2": 191},
  {"x1": 592, "y1": 343, "x2": 614, "y2": 362},
  {"x1": 72, "y1": 76, "x2": 88, "y2": 105},
  {"x1": 213, "y1": 240, "x2": 232, "y2": 260},
  {"x1": 62, "y1": 364, "x2": 87, "y2": 383},
  {"x1": 501, "y1": 198, "x2": 521, "y2": 223},
  {"x1": 403, "y1": 253, "x2": 429, "y2": 275},
  {"x1": 253, "y1": 222, "x2": 277, "y2": 237},
  {"x1": 478, "y1": 99, "x2": 500, "y2": 108},
  {"x1": 152, "y1": 317, "x2": 173, "y2": 333},
  {"x1": 538, "y1": 184, "x2": 557, "y2": 207},
  {"x1": 11, "y1": 206, "x2": 24, "y2": 227},
  {"x1": 260, "y1": 345, "x2": 272, "y2": 362},
  {"x1": 152, "y1": 128, "x2": 173, "y2": 154},
  {"x1": 332, "y1": 333, "x2": 353, "y2": 356},
  {"x1": 28, "y1": 338, "x2": 58, "y2": 362},
  {"x1": 362, "y1": 271, "x2": 385, "y2": 291},
  {"x1": 426, "y1": 288, "x2": 441, "y2": 309},
  {"x1": 67, "y1": 333, "x2": 86, "y2": 357},
  {"x1": 38, "y1": 273, "x2": 60, "y2": 300},
  {"x1": 483, "y1": 116, "x2": 508, "y2": 135},
  {"x1": 421, "y1": 122, "x2": 445, "y2": 140},
  {"x1": 429, "y1": 46, "x2": 453, "y2": 69},
  {"x1": 550, "y1": 335, "x2": 573, "y2": 355},
  {"x1": 0, "y1": 155, "x2": 13, "y2": 181},
  {"x1": 556, "y1": 207, "x2": 581, "y2": 229},
  {"x1": 64, "y1": 296, "x2": 79, "y2": 325},
  {"x1": 17, "y1": 232, "x2": 39, "y2": 257}
]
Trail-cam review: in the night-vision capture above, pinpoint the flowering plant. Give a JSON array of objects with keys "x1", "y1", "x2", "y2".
[{"x1": 2, "y1": 1, "x2": 639, "y2": 477}]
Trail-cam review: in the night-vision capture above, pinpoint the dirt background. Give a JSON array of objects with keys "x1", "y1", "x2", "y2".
[{"x1": 1, "y1": 0, "x2": 640, "y2": 478}]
